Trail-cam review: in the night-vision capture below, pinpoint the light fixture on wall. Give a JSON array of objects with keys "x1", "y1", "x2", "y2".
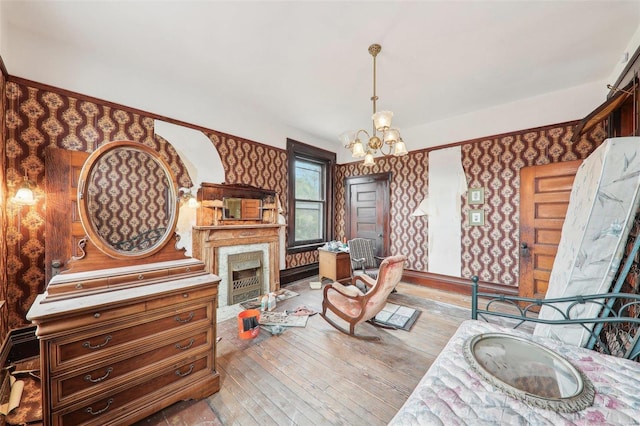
[
  {"x1": 178, "y1": 187, "x2": 199, "y2": 208},
  {"x1": 12, "y1": 174, "x2": 37, "y2": 205},
  {"x1": 339, "y1": 43, "x2": 408, "y2": 166}
]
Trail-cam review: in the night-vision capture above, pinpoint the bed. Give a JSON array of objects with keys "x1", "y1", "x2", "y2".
[
  {"x1": 391, "y1": 137, "x2": 640, "y2": 425},
  {"x1": 389, "y1": 319, "x2": 640, "y2": 426}
]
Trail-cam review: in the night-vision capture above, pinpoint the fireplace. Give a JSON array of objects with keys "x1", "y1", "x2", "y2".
[
  {"x1": 192, "y1": 224, "x2": 283, "y2": 307},
  {"x1": 228, "y1": 251, "x2": 263, "y2": 305}
]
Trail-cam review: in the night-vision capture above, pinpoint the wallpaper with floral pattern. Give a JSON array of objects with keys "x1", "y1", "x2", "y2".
[
  {"x1": 204, "y1": 131, "x2": 318, "y2": 268},
  {"x1": 336, "y1": 151, "x2": 430, "y2": 272},
  {"x1": 3, "y1": 81, "x2": 191, "y2": 329},
  {"x1": 459, "y1": 123, "x2": 607, "y2": 285},
  {"x1": 0, "y1": 77, "x2": 624, "y2": 337},
  {"x1": 0, "y1": 72, "x2": 8, "y2": 343}
]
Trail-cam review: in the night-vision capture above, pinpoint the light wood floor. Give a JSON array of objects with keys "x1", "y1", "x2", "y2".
[{"x1": 136, "y1": 280, "x2": 474, "y2": 426}]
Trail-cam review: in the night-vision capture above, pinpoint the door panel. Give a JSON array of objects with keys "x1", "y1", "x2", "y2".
[
  {"x1": 345, "y1": 173, "x2": 390, "y2": 257},
  {"x1": 45, "y1": 147, "x2": 89, "y2": 284},
  {"x1": 519, "y1": 160, "x2": 582, "y2": 300}
]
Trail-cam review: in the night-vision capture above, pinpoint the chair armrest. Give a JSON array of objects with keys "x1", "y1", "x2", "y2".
[
  {"x1": 323, "y1": 281, "x2": 365, "y2": 302},
  {"x1": 351, "y1": 257, "x2": 366, "y2": 266},
  {"x1": 352, "y1": 274, "x2": 376, "y2": 289}
]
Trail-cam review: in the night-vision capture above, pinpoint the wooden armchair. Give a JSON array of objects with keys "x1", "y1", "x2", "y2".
[
  {"x1": 321, "y1": 255, "x2": 407, "y2": 340},
  {"x1": 347, "y1": 238, "x2": 384, "y2": 284}
]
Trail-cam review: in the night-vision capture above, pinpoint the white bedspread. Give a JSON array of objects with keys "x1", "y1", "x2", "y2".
[{"x1": 390, "y1": 320, "x2": 640, "y2": 426}]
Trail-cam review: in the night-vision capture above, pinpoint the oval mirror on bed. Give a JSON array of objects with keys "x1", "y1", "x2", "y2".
[
  {"x1": 77, "y1": 140, "x2": 179, "y2": 259},
  {"x1": 463, "y1": 333, "x2": 595, "y2": 413}
]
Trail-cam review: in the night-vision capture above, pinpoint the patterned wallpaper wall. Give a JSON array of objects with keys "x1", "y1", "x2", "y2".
[
  {"x1": 4, "y1": 81, "x2": 191, "y2": 329},
  {"x1": 460, "y1": 123, "x2": 607, "y2": 285},
  {"x1": 336, "y1": 151, "x2": 430, "y2": 272},
  {"x1": 0, "y1": 78, "x2": 618, "y2": 333},
  {"x1": 0, "y1": 72, "x2": 8, "y2": 343},
  {"x1": 336, "y1": 123, "x2": 607, "y2": 286},
  {"x1": 205, "y1": 131, "x2": 318, "y2": 268}
]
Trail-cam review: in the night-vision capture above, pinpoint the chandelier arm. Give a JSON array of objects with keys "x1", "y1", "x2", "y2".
[
  {"x1": 379, "y1": 142, "x2": 393, "y2": 156},
  {"x1": 355, "y1": 129, "x2": 371, "y2": 143}
]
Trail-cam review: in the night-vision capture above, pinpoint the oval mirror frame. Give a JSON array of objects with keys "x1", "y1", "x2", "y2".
[{"x1": 77, "y1": 140, "x2": 180, "y2": 260}]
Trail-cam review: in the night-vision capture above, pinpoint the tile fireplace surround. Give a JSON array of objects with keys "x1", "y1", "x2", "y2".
[{"x1": 192, "y1": 224, "x2": 283, "y2": 307}]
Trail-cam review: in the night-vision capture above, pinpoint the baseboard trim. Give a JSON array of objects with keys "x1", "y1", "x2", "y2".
[
  {"x1": 401, "y1": 270, "x2": 518, "y2": 296},
  {"x1": 280, "y1": 263, "x2": 319, "y2": 285}
]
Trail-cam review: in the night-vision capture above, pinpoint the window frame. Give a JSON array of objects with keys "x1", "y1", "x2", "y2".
[{"x1": 286, "y1": 138, "x2": 335, "y2": 254}]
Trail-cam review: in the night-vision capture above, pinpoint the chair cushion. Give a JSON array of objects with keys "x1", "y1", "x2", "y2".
[{"x1": 327, "y1": 286, "x2": 365, "y2": 318}]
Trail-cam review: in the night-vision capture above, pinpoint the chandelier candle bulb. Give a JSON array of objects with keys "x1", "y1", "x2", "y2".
[
  {"x1": 363, "y1": 152, "x2": 375, "y2": 167},
  {"x1": 384, "y1": 128, "x2": 400, "y2": 144},
  {"x1": 393, "y1": 140, "x2": 408, "y2": 156},
  {"x1": 352, "y1": 140, "x2": 366, "y2": 157},
  {"x1": 373, "y1": 111, "x2": 393, "y2": 131}
]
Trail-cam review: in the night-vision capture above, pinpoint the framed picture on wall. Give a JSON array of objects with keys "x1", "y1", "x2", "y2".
[
  {"x1": 469, "y1": 209, "x2": 485, "y2": 226},
  {"x1": 468, "y1": 187, "x2": 484, "y2": 205}
]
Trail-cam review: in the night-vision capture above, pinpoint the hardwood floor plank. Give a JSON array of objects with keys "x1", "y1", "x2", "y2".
[{"x1": 142, "y1": 280, "x2": 471, "y2": 425}]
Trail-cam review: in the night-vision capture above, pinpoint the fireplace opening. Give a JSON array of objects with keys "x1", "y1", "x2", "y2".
[{"x1": 228, "y1": 251, "x2": 264, "y2": 305}]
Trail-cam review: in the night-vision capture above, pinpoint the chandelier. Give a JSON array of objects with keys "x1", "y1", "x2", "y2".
[{"x1": 339, "y1": 43, "x2": 408, "y2": 166}]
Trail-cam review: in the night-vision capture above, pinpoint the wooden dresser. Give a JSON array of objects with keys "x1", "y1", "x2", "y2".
[
  {"x1": 27, "y1": 258, "x2": 220, "y2": 426},
  {"x1": 31, "y1": 141, "x2": 222, "y2": 425}
]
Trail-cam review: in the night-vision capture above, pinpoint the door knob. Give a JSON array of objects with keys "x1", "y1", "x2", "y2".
[
  {"x1": 520, "y1": 242, "x2": 530, "y2": 257},
  {"x1": 51, "y1": 260, "x2": 63, "y2": 278}
]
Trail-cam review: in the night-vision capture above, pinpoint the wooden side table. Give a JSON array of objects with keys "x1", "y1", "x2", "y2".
[{"x1": 318, "y1": 248, "x2": 352, "y2": 283}]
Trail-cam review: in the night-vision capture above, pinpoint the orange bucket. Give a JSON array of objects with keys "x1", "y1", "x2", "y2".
[{"x1": 237, "y1": 309, "x2": 261, "y2": 340}]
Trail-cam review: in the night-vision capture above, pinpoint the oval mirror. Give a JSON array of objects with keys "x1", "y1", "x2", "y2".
[{"x1": 77, "y1": 141, "x2": 179, "y2": 259}]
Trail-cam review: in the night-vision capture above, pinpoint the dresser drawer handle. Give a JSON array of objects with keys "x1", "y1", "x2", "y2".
[
  {"x1": 175, "y1": 363, "x2": 195, "y2": 377},
  {"x1": 175, "y1": 312, "x2": 195, "y2": 323},
  {"x1": 137, "y1": 274, "x2": 145, "y2": 280},
  {"x1": 84, "y1": 367, "x2": 113, "y2": 383},
  {"x1": 82, "y1": 335, "x2": 112, "y2": 350},
  {"x1": 185, "y1": 267, "x2": 191, "y2": 272},
  {"x1": 175, "y1": 339, "x2": 195, "y2": 350},
  {"x1": 85, "y1": 398, "x2": 113, "y2": 416}
]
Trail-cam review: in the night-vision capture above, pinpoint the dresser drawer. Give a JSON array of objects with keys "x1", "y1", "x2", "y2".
[
  {"x1": 53, "y1": 354, "x2": 211, "y2": 426},
  {"x1": 49, "y1": 302, "x2": 212, "y2": 371},
  {"x1": 46, "y1": 277, "x2": 110, "y2": 297},
  {"x1": 52, "y1": 328, "x2": 211, "y2": 408},
  {"x1": 107, "y1": 269, "x2": 168, "y2": 286},
  {"x1": 145, "y1": 285, "x2": 216, "y2": 311}
]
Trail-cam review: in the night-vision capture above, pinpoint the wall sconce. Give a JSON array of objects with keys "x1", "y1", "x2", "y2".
[
  {"x1": 12, "y1": 175, "x2": 37, "y2": 206},
  {"x1": 178, "y1": 187, "x2": 198, "y2": 208}
]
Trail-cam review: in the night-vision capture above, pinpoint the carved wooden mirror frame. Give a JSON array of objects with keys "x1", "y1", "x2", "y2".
[{"x1": 77, "y1": 140, "x2": 180, "y2": 260}]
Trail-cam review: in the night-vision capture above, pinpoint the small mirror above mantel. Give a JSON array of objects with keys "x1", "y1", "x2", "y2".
[{"x1": 197, "y1": 183, "x2": 278, "y2": 226}]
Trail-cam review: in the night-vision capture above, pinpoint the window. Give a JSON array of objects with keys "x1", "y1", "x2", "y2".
[{"x1": 287, "y1": 139, "x2": 335, "y2": 253}]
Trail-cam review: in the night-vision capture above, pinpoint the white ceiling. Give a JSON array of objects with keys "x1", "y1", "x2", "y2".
[{"x1": 2, "y1": 1, "x2": 640, "y2": 160}]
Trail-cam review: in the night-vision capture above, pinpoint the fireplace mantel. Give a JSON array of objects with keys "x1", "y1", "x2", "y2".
[{"x1": 192, "y1": 224, "x2": 283, "y2": 305}]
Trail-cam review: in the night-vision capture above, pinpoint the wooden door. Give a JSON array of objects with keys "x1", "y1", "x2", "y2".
[
  {"x1": 518, "y1": 160, "x2": 582, "y2": 299},
  {"x1": 45, "y1": 147, "x2": 89, "y2": 284},
  {"x1": 345, "y1": 173, "x2": 390, "y2": 257}
]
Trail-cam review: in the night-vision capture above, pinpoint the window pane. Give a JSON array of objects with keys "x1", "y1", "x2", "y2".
[
  {"x1": 295, "y1": 160, "x2": 322, "y2": 200},
  {"x1": 294, "y1": 201, "x2": 323, "y2": 241}
]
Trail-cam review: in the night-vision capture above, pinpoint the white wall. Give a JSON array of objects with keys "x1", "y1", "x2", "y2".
[
  {"x1": 154, "y1": 120, "x2": 223, "y2": 257},
  {"x1": 426, "y1": 146, "x2": 467, "y2": 276}
]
